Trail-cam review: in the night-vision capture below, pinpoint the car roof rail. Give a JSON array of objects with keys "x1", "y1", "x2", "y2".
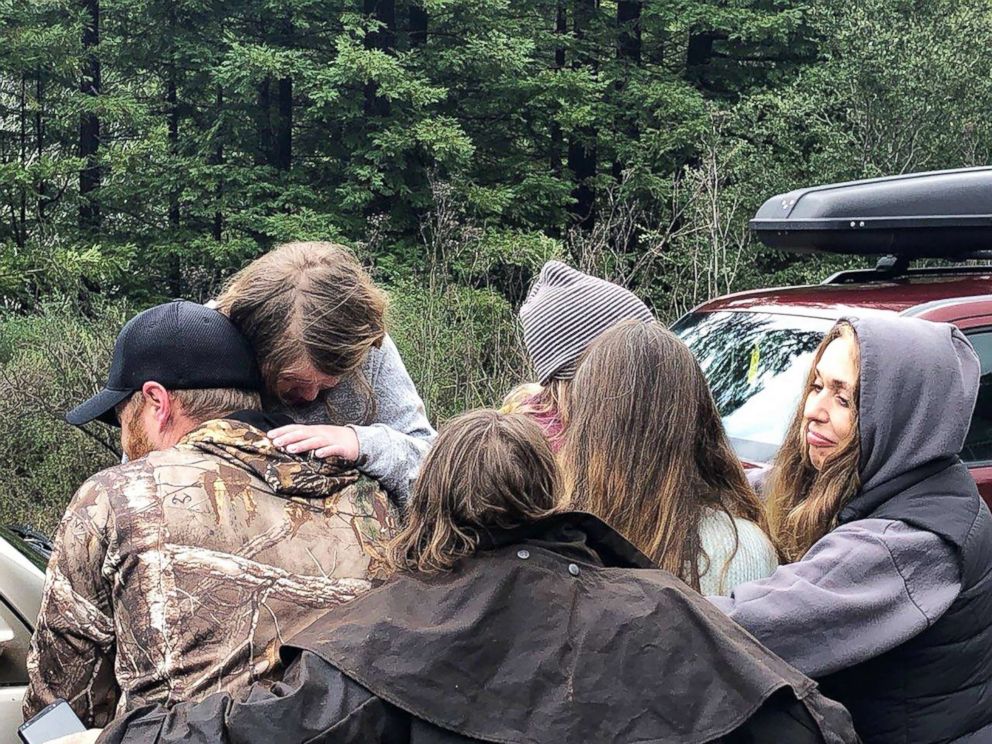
[{"x1": 820, "y1": 252, "x2": 992, "y2": 285}]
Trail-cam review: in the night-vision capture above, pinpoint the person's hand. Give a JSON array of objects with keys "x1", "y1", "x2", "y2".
[
  {"x1": 268, "y1": 424, "x2": 360, "y2": 461},
  {"x1": 47, "y1": 730, "x2": 101, "y2": 744}
]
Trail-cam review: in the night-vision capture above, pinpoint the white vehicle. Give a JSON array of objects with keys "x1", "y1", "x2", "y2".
[{"x1": 0, "y1": 527, "x2": 47, "y2": 742}]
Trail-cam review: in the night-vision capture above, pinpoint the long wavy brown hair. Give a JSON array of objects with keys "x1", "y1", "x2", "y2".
[
  {"x1": 560, "y1": 319, "x2": 766, "y2": 590},
  {"x1": 216, "y1": 242, "x2": 387, "y2": 417},
  {"x1": 766, "y1": 321, "x2": 862, "y2": 562},
  {"x1": 386, "y1": 409, "x2": 560, "y2": 574}
]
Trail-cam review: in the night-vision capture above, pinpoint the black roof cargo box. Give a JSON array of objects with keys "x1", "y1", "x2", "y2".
[{"x1": 750, "y1": 167, "x2": 992, "y2": 256}]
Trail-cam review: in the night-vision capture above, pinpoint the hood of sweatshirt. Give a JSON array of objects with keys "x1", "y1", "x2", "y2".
[{"x1": 847, "y1": 313, "x2": 980, "y2": 494}]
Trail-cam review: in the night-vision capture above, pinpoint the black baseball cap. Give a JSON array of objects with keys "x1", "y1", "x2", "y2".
[{"x1": 66, "y1": 300, "x2": 263, "y2": 427}]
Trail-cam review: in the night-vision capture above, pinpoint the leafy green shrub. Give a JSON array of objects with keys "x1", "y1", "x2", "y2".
[
  {"x1": 0, "y1": 301, "x2": 126, "y2": 533},
  {"x1": 387, "y1": 276, "x2": 528, "y2": 424}
]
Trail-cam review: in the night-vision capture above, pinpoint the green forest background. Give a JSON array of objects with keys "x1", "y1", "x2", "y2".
[{"x1": 2, "y1": 0, "x2": 991, "y2": 531}]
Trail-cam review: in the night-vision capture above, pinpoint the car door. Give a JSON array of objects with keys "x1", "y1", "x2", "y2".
[
  {"x1": 0, "y1": 588, "x2": 32, "y2": 742},
  {"x1": 916, "y1": 300, "x2": 992, "y2": 509},
  {"x1": 0, "y1": 532, "x2": 46, "y2": 742}
]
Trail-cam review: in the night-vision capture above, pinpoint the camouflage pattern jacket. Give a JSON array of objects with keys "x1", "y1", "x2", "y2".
[{"x1": 23, "y1": 416, "x2": 397, "y2": 728}]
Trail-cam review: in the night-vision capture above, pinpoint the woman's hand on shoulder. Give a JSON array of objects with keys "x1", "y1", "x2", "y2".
[{"x1": 268, "y1": 424, "x2": 360, "y2": 462}]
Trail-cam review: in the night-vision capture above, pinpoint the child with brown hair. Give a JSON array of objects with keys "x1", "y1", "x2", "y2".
[
  {"x1": 561, "y1": 319, "x2": 778, "y2": 596},
  {"x1": 214, "y1": 241, "x2": 435, "y2": 503}
]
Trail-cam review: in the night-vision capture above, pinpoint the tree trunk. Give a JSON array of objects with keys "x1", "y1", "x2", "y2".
[
  {"x1": 567, "y1": 139, "x2": 597, "y2": 230},
  {"x1": 166, "y1": 63, "x2": 182, "y2": 294},
  {"x1": 35, "y1": 72, "x2": 47, "y2": 221},
  {"x1": 167, "y1": 64, "x2": 180, "y2": 228},
  {"x1": 255, "y1": 76, "x2": 273, "y2": 167},
  {"x1": 275, "y1": 76, "x2": 292, "y2": 171},
  {"x1": 363, "y1": 0, "x2": 395, "y2": 118},
  {"x1": 613, "y1": 0, "x2": 641, "y2": 181},
  {"x1": 366, "y1": 0, "x2": 396, "y2": 57},
  {"x1": 409, "y1": 2, "x2": 428, "y2": 47},
  {"x1": 211, "y1": 86, "x2": 224, "y2": 241},
  {"x1": 617, "y1": 0, "x2": 641, "y2": 64},
  {"x1": 686, "y1": 30, "x2": 721, "y2": 92},
  {"x1": 686, "y1": 31, "x2": 716, "y2": 67},
  {"x1": 79, "y1": 0, "x2": 101, "y2": 231},
  {"x1": 567, "y1": 0, "x2": 597, "y2": 231},
  {"x1": 274, "y1": 17, "x2": 293, "y2": 172},
  {"x1": 163, "y1": 0, "x2": 182, "y2": 294},
  {"x1": 550, "y1": 1, "x2": 566, "y2": 179},
  {"x1": 19, "y1": 76, "x2": 26, "y2": 244}
]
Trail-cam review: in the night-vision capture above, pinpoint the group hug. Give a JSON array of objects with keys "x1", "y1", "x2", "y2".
[{"x1": 23, "y1": 242, "x2": 992, "y2": 744}]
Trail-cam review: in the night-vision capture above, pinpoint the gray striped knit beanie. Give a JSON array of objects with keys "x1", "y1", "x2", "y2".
[{"x1": 519, "y1": 261, "x2": 654, "y2": 384}]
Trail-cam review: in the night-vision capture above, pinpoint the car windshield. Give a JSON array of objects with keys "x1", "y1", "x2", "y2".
[{"x1": 671, "y1": 311, "x2": 834, "y2": 464}]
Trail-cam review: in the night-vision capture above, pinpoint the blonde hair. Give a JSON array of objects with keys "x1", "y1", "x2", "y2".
[
  {"x1": 765, "y1": 322, "x2": 861, "y2": 562},
  {"x1": 499, "y1": 383, "x2": 544, "y2": 414},
  {"x1": 216, "y1": 242, "x2": 388, "y2": 415},
  {"x1": 560, "y1": 320, "x2": 768, "y2": 590},
  {"x1": 500, "y1": 379, "x2": 571, "y2": 425},
  {"x1": 386, "y1": 409, "x2": 560, "y2": 574}
]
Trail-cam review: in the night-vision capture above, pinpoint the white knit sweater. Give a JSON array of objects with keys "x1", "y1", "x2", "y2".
[{"x1": 697, "y1": 509, "x2": 779, "y2": 597}]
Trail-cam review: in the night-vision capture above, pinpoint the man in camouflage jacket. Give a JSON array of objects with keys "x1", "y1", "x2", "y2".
[{"x1": 23, "y1": 301, "x2": 398, "y2": 728}]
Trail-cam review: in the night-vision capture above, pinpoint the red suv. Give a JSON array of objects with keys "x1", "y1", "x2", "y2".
[{"x1": 672, "y1": 168, "x2": 992, "y2": 507}]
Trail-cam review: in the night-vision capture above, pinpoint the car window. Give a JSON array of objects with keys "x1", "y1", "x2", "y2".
[
  {"x1": 671, "y1": 311, "x2": 833, "y2": 463},
  {"x1": 0, "y1": 594, "x2": 31, "y2": 686},
  {"x1": 0, "y1": 527, "x2": 50, "y2": 572},
  {"x1": 963, "y1": 330, "x2": 992, "y2": 465}
]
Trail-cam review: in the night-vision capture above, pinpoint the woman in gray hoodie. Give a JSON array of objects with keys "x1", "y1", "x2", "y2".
[{"x1": 709, "y1": 314, "x2": 992, "y2": 744}]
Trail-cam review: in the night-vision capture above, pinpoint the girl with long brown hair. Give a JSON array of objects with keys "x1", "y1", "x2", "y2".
[
  {"x1": 87, "y1": 409, "x2": 857, "y2": 744},
  {"x1": 560, "y1": 319, "x2": 778, "y2": 595},
  {"x1": 385, "y1": 409, "x2": 560, "y2": 573},
  {"x1": 213, "y1": 241, "x2": 435, "y2": 502},
  {"x1": 710, "y1": 314, "x2": 992, "y2": 744}
]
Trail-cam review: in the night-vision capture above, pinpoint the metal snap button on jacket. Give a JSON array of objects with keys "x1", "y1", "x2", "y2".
[
  {"x1": 568, "y1": 563, "x2": 580, "y2": 576},
  {"x1": 517, "y1": 549, "x2": 530, "y2": 560}
]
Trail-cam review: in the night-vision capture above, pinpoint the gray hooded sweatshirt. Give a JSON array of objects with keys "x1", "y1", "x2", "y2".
[
  {"x1": 281, "y1": 335, "x2": 435, "y2": 503},
  {"x1": 710, "y1": 314, "x2": 980, "y2": 683},
  {"x1": 202, "y1": 296, "x2": 436, "y2": 503}
]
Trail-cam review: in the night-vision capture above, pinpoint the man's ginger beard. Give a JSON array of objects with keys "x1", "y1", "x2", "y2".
[{"x1": 123, "y1": 397, "x2": 156, "y2": 461}]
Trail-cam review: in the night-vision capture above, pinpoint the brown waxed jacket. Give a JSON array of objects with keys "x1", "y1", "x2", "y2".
[
  {"x1": 98, "y1": 513, "x2": 859, "y2": 744},
  {"x1": 24, "y1": 413, "x2": 398, "y2": 728}
]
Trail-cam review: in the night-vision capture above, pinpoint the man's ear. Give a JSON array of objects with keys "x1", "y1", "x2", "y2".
[{"x1": 140, "y1": 381, "x2": 173, "y2": 429}]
